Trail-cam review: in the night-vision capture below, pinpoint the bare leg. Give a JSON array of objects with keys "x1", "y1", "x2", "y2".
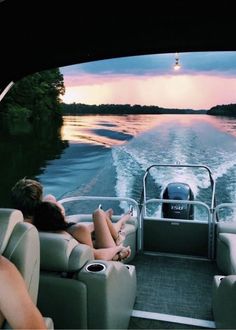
[
  {"x1": 69, "y1": 209, "x2": 130, "y2": 244},
  {"x1": 68, "y1": 210, "x2": 132, "y2": 261},
  {"x1": 67, "y1": 223, "x2": 94, "y2": 247},
  {"x1": 92, "y1": 208, "x2": 117, "y2": 248},
  {"x1": 92, "y1": 209, "x2": 132, "y2": 260},
  {"x1": 93, "y1": 245, "x2": 123, "y2": 261},
  {"x1": 104, "y1": 208, "x2": 131, "y2": 241},
  {"x1": 68, "y1": 222, "x2": 124, "y2": 260},
  {"x1": 103, "y1": 209, "x2": 131, "y2": 246},
  {"x1": 113, "y1": 212, "x2": 131, "y2": 232},
  {"x1": 112, "y1": 245, "x2": 131, "y2": 261},
  {"x1": 103, "y1": 209, "x2": 118, "y2": 241}
]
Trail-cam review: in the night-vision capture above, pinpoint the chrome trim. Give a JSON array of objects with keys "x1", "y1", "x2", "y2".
[
  {"x1": 132, "y1": 309, "x2": 216, "y2": 328},
  {"x1": 0, "y1": 81, "x2": 14, "y2": 102},
  {"x1": 142, "y1": 250, "x2": 211, "y2": 261}
]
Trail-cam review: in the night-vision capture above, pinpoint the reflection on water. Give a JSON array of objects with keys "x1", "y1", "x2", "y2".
[
  {"x1": 0, "y1": 119, "x2": 68, "y2": 207},
  {"x1": 61, "y1": 115, "x2": 152, "y2": 146},
  {"x1": 62, "y1": 114, "x2": 236, "y2": 143},
  {"x1": 208, "y1": 116, "x2": 236, "y2": 138}
]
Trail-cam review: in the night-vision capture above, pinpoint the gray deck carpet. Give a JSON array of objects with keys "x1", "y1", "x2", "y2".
[{"x1": 130, "y1": 253, "x2": 219, "y2": 321}]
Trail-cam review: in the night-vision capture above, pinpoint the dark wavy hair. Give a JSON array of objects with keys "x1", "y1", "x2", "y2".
[{"x1": 33, "y1": 201, "x2": 68, "y2": 232}]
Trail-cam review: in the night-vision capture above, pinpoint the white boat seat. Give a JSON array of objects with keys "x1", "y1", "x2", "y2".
[
  {"x1": 217, "y1": 221, "x2": 236, "y2": 235},
  {"x1": 38, "y1": 230, "x2": 137, "y2": 329},
  {"x1": 216, "y1": 233, "x2": 236, "y2": 275},
  {"x1": 0, "y1": 208, "x2": 40, "y2": 304},
  {"x1": 216, "y1": 221, "x2": 236, "y2": 275},
  {"x1": 212, "y1": 275, "x2": 236, "y2": 329},
  {"x1": 39, "y1": 231, "x2": 93, "y2": 272},
  {"x1": 0, "y1": 208, "x2": 54, "y2": 329}
]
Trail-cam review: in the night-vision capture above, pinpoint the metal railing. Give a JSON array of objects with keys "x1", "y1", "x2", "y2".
[{"x1": 141, "y1": 164, "x2": 216, "y2": 213}]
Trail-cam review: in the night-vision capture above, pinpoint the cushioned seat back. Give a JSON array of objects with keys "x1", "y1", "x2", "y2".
[
  {"x1": 38, "y1": 231, "x2": 93, "y2": 329},
  {"x1": 39, "y1": 231, "x2": 94, "y2": 272},
  {"x1": 0, "y1": 208, "x2": 40, "y2": 304}
]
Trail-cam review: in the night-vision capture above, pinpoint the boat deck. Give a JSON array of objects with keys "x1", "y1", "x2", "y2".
[{"x1": 129, "y1": 253, "x2": 220, "y2": 329}]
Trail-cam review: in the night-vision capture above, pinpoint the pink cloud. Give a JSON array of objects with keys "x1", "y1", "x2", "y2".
[{"x1": 62, "y1": 73, "x2": 236, "y2": 110}]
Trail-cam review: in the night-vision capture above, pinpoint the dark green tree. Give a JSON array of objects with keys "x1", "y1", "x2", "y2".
[
  {"x1": 207, "y1": 104, "x2": 236, "y2": 116},
  {"x1": 0, "y1": 68, "x2": 65, "y2": 121}
]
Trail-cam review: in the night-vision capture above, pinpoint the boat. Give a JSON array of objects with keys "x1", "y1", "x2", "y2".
[
  {"x1": 0, "y1": 1, "x2": 236, "y2": 329},
  {"x1": 1, "y1": 162, "x2": 235, "y2": 329},
  {"x1": 40, "y1": 163, "x2": 234, "y2": 329}
]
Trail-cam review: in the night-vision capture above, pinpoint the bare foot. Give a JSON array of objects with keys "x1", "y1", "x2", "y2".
[
  {"x1": 111, "y1": 245, "x2": 123, "y2": 261},
  {"x1": 105, "y1": 208, "x2": 113, "y2": 219},
  {"x1": 112, "y1": 254, "x2": 119, "y2": 261},
  {"x1": 113, "y1": 211, "x2": 131, "y2": 234},
  {"x1": 112, "y1": 246, "x2": 131, "y2": 262},
  {"x1": 120, "y1": 212, "x2": 132, "y2": 229},
  {"x1": 118, "y1": 246, "x2": 131, "y2": 261}
]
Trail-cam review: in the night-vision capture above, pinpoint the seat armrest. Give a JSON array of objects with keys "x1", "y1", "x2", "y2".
[
  {"x1": 77, "y1": 260, "x2": 136, "y2": 329},
  {"x1": 212, "y1": 275, "x2": 236, "y2": 329},
  {"x1": 217, "y1": 222, "x2": 236, "y2": 235},
  {"x1": 44, "y1": 317, "x2": 54, "y2": 330}
]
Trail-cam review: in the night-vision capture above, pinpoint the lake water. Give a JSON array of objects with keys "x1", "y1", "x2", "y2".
[{"x1": 1, "y1": 114, "x2": 236, "y2": 216}]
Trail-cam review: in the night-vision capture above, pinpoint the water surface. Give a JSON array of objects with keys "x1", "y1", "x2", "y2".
[{"x1": 1, "y1": 115, "x2": 236, "y2": 215}]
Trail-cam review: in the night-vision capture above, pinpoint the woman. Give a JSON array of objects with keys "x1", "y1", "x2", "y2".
[{"x1": 34, "y1": 201, "x2": 131, "y2": 261}]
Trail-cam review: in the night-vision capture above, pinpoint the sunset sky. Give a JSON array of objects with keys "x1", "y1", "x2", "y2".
[{"x1": 60, "y1": 51, "x2": 236, "y2": 110}]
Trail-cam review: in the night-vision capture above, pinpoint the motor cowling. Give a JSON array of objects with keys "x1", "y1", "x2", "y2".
[{"x1": 162, "y1": 182, "x2": 194, "y2": 220}]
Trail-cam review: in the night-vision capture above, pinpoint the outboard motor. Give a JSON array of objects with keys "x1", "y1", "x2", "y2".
[{"x1": 162, "y1": 182, "x2": 194, "y2": 220}]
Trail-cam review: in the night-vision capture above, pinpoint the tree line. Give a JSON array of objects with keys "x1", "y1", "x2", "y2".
[
  {"x1": 62, "y1": 103, "x2": 206, "y2": 115},
  {"x1": 0, "y1": 69, "x2": 235, "y2": 120},
  {"x1": 206, "y1": 104, "x2": 236, "y2": 116}
]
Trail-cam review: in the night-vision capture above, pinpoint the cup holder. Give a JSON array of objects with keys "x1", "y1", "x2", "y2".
[{"x1": 85, "y1": 262, "x2": 106, "y2": 273}]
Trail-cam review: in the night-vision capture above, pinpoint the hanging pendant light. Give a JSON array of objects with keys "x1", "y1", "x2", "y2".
[{"x1": 174, "y1": 52, "x2": 181, "y2": 70}]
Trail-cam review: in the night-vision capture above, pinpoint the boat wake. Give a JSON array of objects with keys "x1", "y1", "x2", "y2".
[{"x1": 112, "y1": 119, "x2": 236, "y2": 209}]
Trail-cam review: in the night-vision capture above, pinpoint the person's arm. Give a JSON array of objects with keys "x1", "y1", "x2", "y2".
[
  {"x1": 0, "y1": 256, "x2": 46, "y2": 329},
  {"x1": 0, "y1": 310, "x2": 5, "y2": 329}
]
